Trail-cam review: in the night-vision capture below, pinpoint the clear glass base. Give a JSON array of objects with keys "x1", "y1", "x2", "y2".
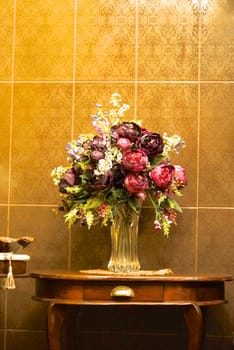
[{"x1": 107, "y1": 202, "x2": 141, "y2": 273}]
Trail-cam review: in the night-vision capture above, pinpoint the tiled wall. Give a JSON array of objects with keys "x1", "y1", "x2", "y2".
[{"x1": 0, "y1": 0, "x2": 233, "y2": 349}]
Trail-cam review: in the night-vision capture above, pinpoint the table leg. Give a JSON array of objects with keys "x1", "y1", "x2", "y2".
[
  {"x1": 48, "y1": 303, "x2": 77, "y2": 350},
  {"x1": 184, "y1": 303, "x2": 203, "y2": 350}
]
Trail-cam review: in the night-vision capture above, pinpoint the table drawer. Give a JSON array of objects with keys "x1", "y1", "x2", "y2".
[{"x1": 83, "y1": 282, "x2": 164, "y2": 302}]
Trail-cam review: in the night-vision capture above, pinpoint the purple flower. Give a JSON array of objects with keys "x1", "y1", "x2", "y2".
[
  {"x1": 87, "y1": 171, "x2": 113, "y2": 190},
  {"x1": 113, "y1": 122, "x2": 142, "y2": 142},
  {"x1": 137, "y1": 133, "x2": 164, "y2": 157},
  {"x1": 59, "y1": 166, "x2": 82, "y2": 193},
  {"x1": 90, "y1": 144, "x2": 106, "y2": 161}
]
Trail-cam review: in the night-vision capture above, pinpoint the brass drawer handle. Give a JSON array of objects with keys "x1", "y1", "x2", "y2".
[{"x1": 111, "y1": 285, "x2": 135, "y2": 298}]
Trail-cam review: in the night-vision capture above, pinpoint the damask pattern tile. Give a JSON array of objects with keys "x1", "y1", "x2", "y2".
[
  {"x1": 6, "y1": 330, "x2": 48, "y2": 350},
  {"x1": 71, "y1": 224, "x2": 110, "y2": 271},
  {"x1": 0, "y1": 206, "x2": 7, "y2": 235},
  {"x1": 138, "y1": 0, "x2": 199, "y2": 81},
  {"x1": 199, "y1": 84, "x2": 234, "y2": 206},
  {"x1": 14, "y1": 0, "x2": 74, "y2": 80},
  {"x1": 0, "y1": 289, "x2": 5, "y2": 331},
  {"x1": 0, "y1": 1, "x2": 14, "y2": 80},
  {"x1": 138, "y1": 207, "x2": 196, "y2": 273},
  {"x1": 137, "y1": 83, "x2": 198, "y2": 207},
  {"x1": 201, "y1": 0, "x2": 234, "y2": 81},
  {"x1": 198, "y1": 209, "x2": 234, "y2": 274},
  {"x1": 0, "y1": 84, "x2": 11, "y2": 204},
  {"x1": 73, "y1": 83, "x2": 135, "y2": 136},
  {"x1": 7, "y1": 278, "x2": 48, "y2": 330},
  {"x1": 76, "y1": 0, "x2": 136, "y2": 80},
  {"x1": 11, "y1": 83, "x2": 72, "y2": 204},
  {"x1": 10, "y1": 206, "x2": 69, "y2": 270},
  {"x1": 197, "y1": 209, "x2": 234, "y2": 334}
]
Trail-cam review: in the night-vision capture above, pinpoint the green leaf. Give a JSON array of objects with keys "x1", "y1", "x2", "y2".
[
  {"x1": 167, "y1": 197, "x2": 183, "y2": 213},
  {"x1": 126, "y1": 198, "x2": 140, "y2": 213},
  {"x1": 83, "y1": 197, "x2": 104, "y2": 210},
  {"x1": 66, "y1": 186, "x2": 81, "y2": 194},
  {"x1": 148, "y1": 191, "x2": 159, "y2": 211},
  {"x1": 148, "y1": 154, "x2": 167, "y2": 168}
]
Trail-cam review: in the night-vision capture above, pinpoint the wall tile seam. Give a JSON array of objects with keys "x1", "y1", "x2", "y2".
[
  {"x1": 0, "y1": 204, "x2": 58, "y2": 207},
  {"x1": 1, "y1": 81, "x2": 233, "y2": 84},
  {"x1": 194, "y1": 3, "x2": 203, "y2": 273},
  {"x1": 134, "y1": 0, "x2": 140, "y2": 122},
  {"x1": 4, "y1": 329, "x2": 46, "y2": 332},
  {"x1": 3, "y1": 0, "x2": 17, "y2": 348},
  {"x1": 1, "y1": 204, "x2": 233, "y2": 210},
  {"x1": 67, "y1": 0, "x2": 79, "y2": 271}
]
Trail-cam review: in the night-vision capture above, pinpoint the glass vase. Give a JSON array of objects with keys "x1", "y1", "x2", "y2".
[{"x1": 107, "y1": 202, "x2": 141, "y2": 273}]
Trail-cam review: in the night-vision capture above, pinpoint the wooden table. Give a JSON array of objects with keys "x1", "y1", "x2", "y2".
[{"x1": 31, "y1": 270, "x2": 232, "y2": 350}]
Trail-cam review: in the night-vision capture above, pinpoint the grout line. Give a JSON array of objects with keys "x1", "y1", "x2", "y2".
[
  {"x1": 134, "y1": 0, "x2": 139, "y2": 121},
  {"x1": 71, "y1": 0, "x2": 78, "y2": 140},
  {"x1": 194, "y1": 0, "x2": 202, "y2": 274},
  {"x1": 0, "y1": 204, "x2": 60, "y2": 207},
  {"x1": 67, "y1": 0, "x2": 79, "y2": 271},
  {"x1": 1, "y1": 203, "x2": 234, "y2": 210},
  {"x1": 4, "y1": 2, "x2": 17, "y2": 348},
  {"x1": 6, "y1": 0, "x2": 17, "y2": 237},
  {"x1": 3, "y1": 291, "x2": 7, "y2": 350},
  {"x1": 1, "y1": 80, "x2": 233, "y2": 84},
  {"x1": 142, "y1": 206, "x2": 234, "y2": 210}
]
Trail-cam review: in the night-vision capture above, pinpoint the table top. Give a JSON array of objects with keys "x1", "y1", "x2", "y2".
[{"x1": 30, "y1": 269, "x2": 233, "y2": 282}]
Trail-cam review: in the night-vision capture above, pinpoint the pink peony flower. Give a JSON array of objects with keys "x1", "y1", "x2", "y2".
[
  {"x1": 149, "y1": 163, "x2": 175, "y2": 189},
  {"x1": 174, "y1": 165, "x2": 187, "y2": 187},
  {"x1": 124, "y1": 174, "x2": 148, "y2": 197},
  {"x1": 116, "y1": 137, "x2": 131, "y2": 151},
  {"x1": 122, "y1": 150, "x2": 148, "y2": 172}
]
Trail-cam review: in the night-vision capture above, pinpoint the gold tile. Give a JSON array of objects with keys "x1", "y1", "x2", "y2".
[
  {"x1": 76, "y1": 1, "x2": 136, "y2": 80},
  {"x1": 0, "y1": 206, "x2": 7, "y2": 234},
  {"x1": 0, "y1": 84, "x2": 11, "y2": 204},
  {"x1": 198, "y1": 209, "x2": 234, "y2": 274},
  {"x1": 14, "y1": 0, "x2": 74, "y2": 80},
  {"x1": 139, "y1": 208, "x2": 196, "y2": 272},
  {"x1": 201, "y1": 0, "x2": 234, "y2": 81},
  {"x1": 138, "y1": 0, "x2": 199, "y2": 81},
  {"x1": 11, "y1": 83, "x2": 73, "y2": 204},
  {"x1": 10, "y1": 206, "x2": 69, "y2": 268},
  {"x1": 137, "y1": 83, "x2": 198, "y2": 206},
  {"x1": 71, "y1": 224, "x2": 110, "y2": 270},
  {"x1": 73, "y1": 83, "x2": 135, "y2": 136},
  {"x1": 0, "y1": 1, "x2": 14, "y2": 80},
  {"x1": 199, "y1": 84, "x2": 234, "y2": 206}
]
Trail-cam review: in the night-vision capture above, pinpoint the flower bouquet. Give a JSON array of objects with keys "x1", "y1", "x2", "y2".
[{"x1": 52, "y1": 93, "x2": 187, "y2": 238}]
